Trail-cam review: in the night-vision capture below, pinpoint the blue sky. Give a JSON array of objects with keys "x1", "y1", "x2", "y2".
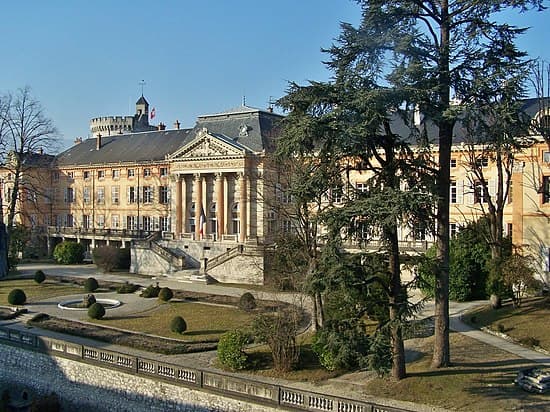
[{"x1": 1, "y1": 1, "x2": 549, "y2": 150}]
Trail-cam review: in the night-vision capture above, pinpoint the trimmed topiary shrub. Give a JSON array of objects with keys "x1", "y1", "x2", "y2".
[
  {"x1": 53, "y1": 241, "x2": 85, "y2": 264},
  {"x1": 140, "y1": 284, "x2": 161, "y2": 298},
  {"x1": 158, "y1": 287, "x2": 173, "y2": 302},
  {"x1": 170, "y1": 316, "x2": 187, "y2": 334},
  {"x1": 34, "y1": 270, "x2": 46, "y2": 284},
  {"x1": 238, "y1": 292, "x2": 256, "y2": 312},
  {"x1": 84, "y1": 277, "x2": 99, "y2": 292},
  {"x1": 217, "y1": 330, "x2": 249, "y2": 371},
  {"x1": 117, "y1": 282, "x2": 139, "y2": 294},
  {"x1": 8, "y1": 289, "x2": 26, "y2": 305},
  {"x1": 88, "y1": 302, "x2": 105, "y2": 320}
]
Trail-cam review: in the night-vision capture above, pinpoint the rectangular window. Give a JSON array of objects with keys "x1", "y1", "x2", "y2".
[
  {"x1": 65, "y1": 187, "x2": 74, "y2": 203},
  {"x1": 83, "y1": 171, "x2": 90, "y2": 180},
  {"x1": 112, "y1": 215, "x2": 120, "y2": 229},
  {"x1": 142, "y1": 216, "x2": 153, "y2": 231},
  {"x1": 450, "y1": 181, "x2": 457, "y2": 204},
  {"x1": 543, "y1": 151, "x2": 550, "y2": 163},
  {"x1": 98, "y1": 170, "x2": 105, "y2": 180},
  {"x1": 97, "y1": 187, "x2": 105, "y2": 204},
  {"x1": 159, "y1": 186, "x2": 169, "y2": 204},
  {"x1": 331, "y1": 186, "x2": 343, "y2": 204},
  {"x1": 450, "y1": 223, "x2": 458, "y2": 238},
  {"x1": 127, "y1": 186, "x2": 137, "y2": 204},
  {"x1": 97, "y1": 215, "x2": 105, "y2": 228},
  {"x1": 83, "y1": 186, "x2": 91, "y2": 204},
  {"x1": 82, "y1": 215, "x2": 91, "y2": 229},
  {"x1": 126, "y1": 215, "x2": 137, "y2": 230},
  {"x1": 450, "y1": 158, "x2": 457, "y2": 168},
  {"x1": 111, "y1": 186, "x2": 120, "y2": 204},
  {"x1": 160, "y1": 216, "x2": 170, "y2": 232},
  {"x1": 67, "y1": 171, "x2": 74, "y2": 180},
  {"x1": 143, "y1": 168, "x2": 152, "y2": 177},
  {"x1": 474, "y1": 181, "x2": 487, "y2": 203},
  {"x1": 476, "y1": 157, "x2": 489, "y2": 168},
  {"x1": 143, "y1": 186, "x2": 153, "y2": 203},
  {"x1": 160, "y1": 167, "x2": 168, "y2": 177},
  {"x1": 356, "y1": 182, "x2": 368, "y2": 193},
  {"x1": 507, "y1": 223, "x2": 513, "y2": 237},
  {"x1": 52, "y1": 171, "x2": 59, "y2": 182},
  {"x1": 66, "y1": 214, "x2": 74, "y2": 228},
  {"x1": 127, "y1": 169, "x2": 135, "y2": 178},
  {"x1": 543, "y1": 176, "x2": 550, "y2": 204},
  {"x1": 112, "y1": 169, "x2": 120, "y2": 179},
  {"x1": 508, "y1": 181, "x2": 513, "y2": 204},
  {"x1": 275, "y1": 183, "x2": 292, "y2": 204}
]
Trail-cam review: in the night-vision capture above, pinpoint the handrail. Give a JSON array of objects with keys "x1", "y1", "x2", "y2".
[
  {"x1": 149, "y1": 241, "x2": 185, "y2": 270},
  {"x1": 0, "y1": 325, "x2": 412, "y2": 412}
]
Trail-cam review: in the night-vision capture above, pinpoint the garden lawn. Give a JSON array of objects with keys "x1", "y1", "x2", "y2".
[
  {"x1": 0, "y1": 279, "x2": 82, "y2": 305},
  {"x1": 89, "y1": 301, "x2": 255, "y2": 341},
  {"x1": 464, "y1": 296, "x2": 550, "y2": 351}
]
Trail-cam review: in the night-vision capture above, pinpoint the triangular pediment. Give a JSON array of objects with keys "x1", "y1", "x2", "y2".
[{"x1": 169, "y1": 128, "x2": 245, "y2": 160}]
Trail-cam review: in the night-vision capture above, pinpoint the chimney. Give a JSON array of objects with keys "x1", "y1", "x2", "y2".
[
  {"x1": 39, "y1": 148, "x2": 44, "y2": 155},
  {"x1": 267, "y1": 106, "x2": 273, "y2": 113},
  {"x1": 174, "y1": 120, "x2": 180, "y2": 130},
  {"x1": 96, "y1": 134, "x2": 102, "y2": 150},
  {"x1": 158, "y1": 123, "x2": 166, "y2": 131}
]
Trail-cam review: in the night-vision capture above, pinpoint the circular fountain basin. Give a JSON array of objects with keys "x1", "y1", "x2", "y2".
[{"x1": 58, "y1": 299, "x2": 121, "y2": 311}]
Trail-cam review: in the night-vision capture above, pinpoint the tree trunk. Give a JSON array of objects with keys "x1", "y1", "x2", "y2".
[
  {"x1": 389, "y1": 227, "x2": 406, "y2": 380},
  {"x1": 433, "y1": 0, "x2": 451, "y2": 369}
]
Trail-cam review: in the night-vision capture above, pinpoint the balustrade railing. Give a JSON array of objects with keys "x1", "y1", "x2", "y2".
[{"x1": 0, "y1": 325, "x2": 412, "y2": 412}]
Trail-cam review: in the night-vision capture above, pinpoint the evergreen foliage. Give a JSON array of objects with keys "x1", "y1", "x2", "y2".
[
  {"x1": 53, "y1": 241, "x2": 85, "y2": 264},
  {"x1": 140, "y1": 284, "x2": 161, "y2": 298},
  {"x1": 170, "y1": 316, "x2": 187, "y2": 334},
  {"x1": 116, "y1": 282, "x2": 139, "y2": 294},
  {"x1": 84, "y1": 277, "x2": 99, "y2": 292},
  {"x1": 34, "y1": 270, "x2": 46, "y2": 284},
  {"x1": 158, "y1": 287, "x2": 173, "y2": 302},
  {"x1": 238, "y1": 292, "x2": 256, "y2": 312},
  {"x1": 87, "y1": 302, "x2": 105, "y2": 320},
  {"x1": 7, "y1": 288, "x2": 26, "y2": 305},
  {"x1": 217, "y1": 330, "x2": 249, "y2": 371}
]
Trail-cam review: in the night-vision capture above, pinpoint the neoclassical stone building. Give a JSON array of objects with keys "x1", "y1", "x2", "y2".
[{"x1": 2, "y1": 97, "x2": 550, "y2": 286}]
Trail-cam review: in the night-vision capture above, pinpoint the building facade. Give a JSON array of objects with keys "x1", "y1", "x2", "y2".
[{"x1": 2, "y1": 98, "x2": 549, "y2": 286}]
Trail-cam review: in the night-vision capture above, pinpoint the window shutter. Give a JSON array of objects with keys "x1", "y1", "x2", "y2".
[
  {"x1": 457, "y1": 181, "x2": 464, "y2": 204},
  {"x1": 488, "y1": 179, "x2": 497, "y2": 198}
]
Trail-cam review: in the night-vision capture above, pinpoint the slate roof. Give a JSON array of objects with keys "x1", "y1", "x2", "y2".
[
  {"x1": 55, "y1": 106, "x2": 282, "y2": 167},
  {"x1": 136, "y1": 96, "x2": 148, "y2": 105},
  {"x1": 55, "y1": 129, "x2": 193, "y2": 166},
  {"x1": 195, "y1": 105, "x2": 282, "y2": 152}
]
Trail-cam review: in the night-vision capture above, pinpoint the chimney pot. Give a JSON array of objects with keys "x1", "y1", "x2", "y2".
[
  {"x1": 174, "y1": 120, "x2": 180, "y2": 130},
  {"x1": 96, "y1": 134, "x2": 102, "y2": 150},
  {"x1": 158, "y1": 123, "x2": 166, "y2": 131}
]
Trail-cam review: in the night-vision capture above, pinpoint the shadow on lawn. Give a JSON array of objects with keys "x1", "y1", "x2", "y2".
[
  {"x1": 185, "y1": 329, "x2": 227, "y2": 336},
  {"x1": 408, "y1": 358, "x2": 534, "y2": 378}
]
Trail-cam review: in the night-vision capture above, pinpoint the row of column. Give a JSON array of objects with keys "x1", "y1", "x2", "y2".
[{"x1": 174, "y1": 172, "x2": 250, "y2": 242}]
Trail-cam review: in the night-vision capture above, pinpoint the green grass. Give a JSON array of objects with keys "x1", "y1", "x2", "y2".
[
  {"x1": 0, "y1": 278, "x2": 82, "y2": 305},
  {"x1": 89, "y1": 301, "x2": 255, "y2": 341},
  {"x1": 464, "y1": 296, "x2": 550, "y2": 351}
]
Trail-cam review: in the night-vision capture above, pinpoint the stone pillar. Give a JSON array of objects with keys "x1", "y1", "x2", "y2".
[
  {"x1": 194, "y1": 174, "x2": 202, "y2": 240},
  {"x1": 246, "y1": 174, "x2": 251, "y2": 238},
  {"x1": 181, "y1": 176, "x2": 187, "y2": 235},
  {"x1": 175, "y1": 175, "x2": 182, "y2": 235},
  {"x1": 223, "y1": 174, "x2": 229, "y2": 235},
  {"x1": 239, "y1": 172, "x2": 247, "y2": 243},
  {"x1": 215, "y1": 172, "x2": 224, "y2": 238},
  {"x1": 511, "y1": 161, "x2": 524, "y2": 246}
]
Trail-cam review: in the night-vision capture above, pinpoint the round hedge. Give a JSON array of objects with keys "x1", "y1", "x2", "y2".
[
  {"x1": 88, "y1": 302, "x2": 105, "y2": 320},
  {"x1": 8, "y1": 289, "x2": 27, "y2": 305},
  {"x1": 34, "y1": 270, "x2": 46, "y2": 284},
  {"x1": 84, "y1": 277, "x2": 99, "y2": 292},
  {"x1": 158, "y1": 287, "x2": 173, "y2": 302},
  {"x1": 170, "y1": 316, "x2": 187, "y2": 334},
  {"x1": 238, "y1": 292, "x2": 256, "y2": 312}
]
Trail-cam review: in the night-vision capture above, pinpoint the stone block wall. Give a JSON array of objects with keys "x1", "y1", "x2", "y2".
[{"x1": 0, "y1": 342, "x2": 279, "y2": 412}]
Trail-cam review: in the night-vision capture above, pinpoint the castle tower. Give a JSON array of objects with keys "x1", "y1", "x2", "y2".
[{"x1": 135, "y1": 95, "x2": 149, "y2": 118}]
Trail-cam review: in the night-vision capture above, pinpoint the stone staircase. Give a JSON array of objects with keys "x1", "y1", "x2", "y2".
[{"x1": 157, "y1": 268, "x2": 212, "y2": 284}]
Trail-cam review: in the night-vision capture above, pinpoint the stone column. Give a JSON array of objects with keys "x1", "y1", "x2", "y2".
[
  {"x1": 193, "y1": 174, "x2": 202, "y2": 240},
  {"x1": 175, "y1": 175, "x2": 182, "y2": 235},
  {"x1": 215, "y1": 172, "x2": 224, "y2": 238},
  {"x1": 181, "y1": 176, "x2": 187, "y2": 235},
  {"x1": 223, "y1": 174, "x2": 229, "y2": 235},
  {"x1": 239, "y1": 172, "x2": 247, "y2": 243},
  {"x1": 246, "y1": 174, "x2": 251, "y2": 238}
]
